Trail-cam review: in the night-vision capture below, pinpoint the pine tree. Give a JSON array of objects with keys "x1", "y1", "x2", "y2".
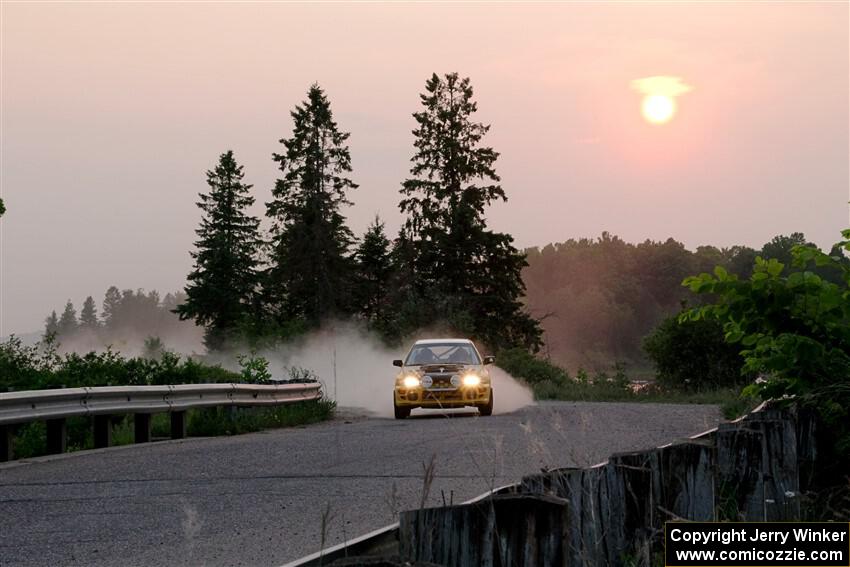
[
  {"x1": 102, "y1": 286, "x2": 122, "y2": 330},
  {"x1": 176, "y1": 151, "x2": 262, "y2": 350},
  {"x1": 354, "y1": 216, "x2": 393, "y2": 327},
  {"x1": 79, "y1": 296, "x2": 99, "y2": 329},
  {"x1": 266, "y1": 84, "x2": 357, "y2": 326},
  {"x1": 57, "y1": 300, "x2": 78, "y2": 337},
  {"x1": 44, "y1": 310, "x2": 59, "y2": 338},
  {"x1": 398, "y1": 72, "x2": 542, "y2": 351}
]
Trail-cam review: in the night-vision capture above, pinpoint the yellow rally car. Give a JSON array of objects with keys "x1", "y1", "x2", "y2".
[{"x1": 392, "y1": 338, "x2": 495, "y2": 419}]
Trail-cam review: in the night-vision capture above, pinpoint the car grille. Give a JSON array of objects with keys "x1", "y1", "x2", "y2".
[
  {"x1": 423, "y1": 373, "x2": 456, "y2": 390},
  {"x1": 420, "y1": 364, "x2": 463, "y2": 373}
]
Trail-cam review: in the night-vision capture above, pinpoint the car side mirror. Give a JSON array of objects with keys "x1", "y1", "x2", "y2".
[
  {"x1": 483, "y1": 355, "x2": 495, "y2": 365},
  {"x1": 392, "y1": 359, "x2": 403, "y2": 367}
]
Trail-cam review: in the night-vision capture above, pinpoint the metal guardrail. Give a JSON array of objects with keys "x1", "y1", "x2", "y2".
[
  {"x1": 0, "y1": 382, "x2": 322, "y2": 462},
  {"x1": 0, "y1": 383, "x2": 322, "y2": 426}
]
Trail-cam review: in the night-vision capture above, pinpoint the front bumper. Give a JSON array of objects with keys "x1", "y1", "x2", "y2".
[{"x1": 394, "y1": 385, "x2": 491, "y2": 408}]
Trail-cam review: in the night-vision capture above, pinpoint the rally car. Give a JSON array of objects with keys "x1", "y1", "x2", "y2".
[{"x1": 392, "y1": 338, "x2": 495, "y2": 419}]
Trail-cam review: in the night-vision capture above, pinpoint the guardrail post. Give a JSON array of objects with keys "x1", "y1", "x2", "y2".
[
  {"x1": 46, "y1": 418, "x2": 67, "y2": 454},
  {"x1": 170, "y1": 411, "x2": 187, "y2": 439},
  {"x1": 1, "y1": 425, "x2": 12, "y2": 462},
  {"x1": 134, "y1": 414, "x2": 151, "y2": 444},
  {"x1": 93, "y1": 415, "x2": 112, "y2": 448}
]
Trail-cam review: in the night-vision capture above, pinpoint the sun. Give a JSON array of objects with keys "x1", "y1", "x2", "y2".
[
  {"x1": 641, "y1": 94, "x2": 675, "y2": 124},
  {"x1": 631, "y1": 76, "x2": 692, "y2": 125}
]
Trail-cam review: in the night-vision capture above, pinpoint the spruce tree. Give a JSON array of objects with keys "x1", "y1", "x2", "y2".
[
  {"x1": 102, "y1": 286, "x2": 122, "y2": 330},
  {"x1": 398, "y1": 72, "x2": 542, "y2": 351},
  {"x1": 57, "y1": 300, "x2": 78, "y2": 337},
  {"x1": 354, "y1": 216, "x2": 392, "y2": 328},
  {"x1": 44, "y1": 310, "x2": 59, "y2": 338},
  {"x1": 79, "y1": 296, "x2": 99, "y2": 329},
  {"x1": 266, "y1": 84, "x2": 357, "y2": 326},
  {"x1": 176, "y1": 151, "x2": 262, "y2": 350}
]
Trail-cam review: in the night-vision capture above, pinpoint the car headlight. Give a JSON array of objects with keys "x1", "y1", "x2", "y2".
[
  {"x1": 462, "y1": 374, "x2": 481, "y2": 387},
  {"x1": 402, "y1": 375, "x2": 421, "y2": 388}
]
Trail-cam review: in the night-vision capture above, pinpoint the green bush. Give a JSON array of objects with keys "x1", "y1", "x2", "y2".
[
  {"x1": 12, "y1": 422, "x2": 47, "y2": 458},
  {"x1": 496, "y1": 347, "x2": 569, "y2": 385},
  {"x1": 497, "y1": 348, "x2": 633, "y2": 400},
  {"x1": 643, "y1": 315, "x2": 750, "y2": 391},
  {"x1": 684, "y1": 229, "x2": 850, "y2": 471},
  {"x1": 0, "y1": 337, "x2": 244, "y2": 392},
  {"x1": 1, "y1": 339, "x2": 335, "y2": 459}
]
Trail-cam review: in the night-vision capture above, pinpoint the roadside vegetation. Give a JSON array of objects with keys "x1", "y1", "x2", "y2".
[
  {"x1": 0, "y1": 335, "x2": 238, "y2": 391},
  {"x1": 506, "y1": 228, "x2": 850, "y2": 483},
  {"x1": 11, "y1": 402, "x2": 334, "y2": 460},
  {"x1": 523, "y1": 231, "x2": 849, "y2": 371},
  {"x1": 683, "y1": 230, "x2": 850, "y2": 480},
  {"x1": 0, "y1": 333, "x2": 326, "y2": 391},
  {"x1": 0, "y1": 336, "x2": 335, "y2": 459},
  {"x1": 497, "y1": 348, "x2": 756, "y2": 420}
]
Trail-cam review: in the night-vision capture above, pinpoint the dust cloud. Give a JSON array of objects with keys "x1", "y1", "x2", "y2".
[
  {"x1": 43, "y1": 318, "x2": 534, "y2": 418},
  {"x1": 488, "y1": 366, "x2": 535, "y2": 414},
  {"x1": 53, "y1": 323, "x2": 205, "y2": 358},
  {"x1": 250, "y1": 322, "x2": 535, "y2": 417}
]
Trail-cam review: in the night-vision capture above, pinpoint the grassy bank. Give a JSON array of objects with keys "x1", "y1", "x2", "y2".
[{"x1": 498, "y1": 348, "x2": 758, "y2": 420}]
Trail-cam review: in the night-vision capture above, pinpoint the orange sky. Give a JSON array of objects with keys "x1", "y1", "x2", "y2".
[{"x1": 1, "y1": 2, "x2": 848, "y2": 334}]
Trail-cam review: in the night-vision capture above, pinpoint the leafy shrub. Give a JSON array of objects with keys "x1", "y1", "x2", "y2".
[
  {"x1": 496, "y1": 347, "x2": 569, "y2": 385},
  {"x1": 684, "y1": 229, "x2": 850, "y2": 470},
  {"x1": 497, "y1": 348, "x2": 633, "y2": 400},
  {"x1": 237, "y1": 352, "x2": 273, "y2": 383},
  {"x1": 0, "y1": 337, "x2": 243, "y2": 392},
  {"x1": 643, "y1": 315, "x2": 750, "y2": 391},
  {"x1": 12, "y1": 422, "x2": 47, "y2": 458},
  {"x1": 1, "y1": 338, "x2": 334, "y2": 459}
]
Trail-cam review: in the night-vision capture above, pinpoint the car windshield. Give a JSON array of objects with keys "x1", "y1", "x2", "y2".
[{"x1": 404, "y1": 343, "x2": 480, "y2": 366}]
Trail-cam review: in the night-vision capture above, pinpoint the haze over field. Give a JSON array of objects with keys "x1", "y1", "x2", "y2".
[{"x1": 1, "y1": 2, "x2": 848, "y2": 335}]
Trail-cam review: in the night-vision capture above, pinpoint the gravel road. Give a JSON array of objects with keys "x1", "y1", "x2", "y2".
[{"x1": 0, "y1": 401, "x2": 720, "y2": 566}]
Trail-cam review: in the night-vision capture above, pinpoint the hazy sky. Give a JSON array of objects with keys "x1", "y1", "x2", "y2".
[{"x1": 1, "y1": 2, "x2": 848, "y2": 335}]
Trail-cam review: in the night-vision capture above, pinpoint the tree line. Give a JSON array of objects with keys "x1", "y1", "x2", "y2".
[
  {"x1": 522, "y1": 231, "x2": 849, "y2": 370},
  {"x1": 176, "y1": 74, "x2": 541, "y2": 352},
  {"x1": 42, "y1": 288, "x2": 190, "y2": 355}
]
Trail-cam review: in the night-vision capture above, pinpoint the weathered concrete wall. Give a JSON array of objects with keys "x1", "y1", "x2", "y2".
[
  {"x1": 399, "y1": 494, "x2": 569, "y2": 567},
  {"x1": 397, "y1": 405, "x2": 817, "y2": 567}
]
